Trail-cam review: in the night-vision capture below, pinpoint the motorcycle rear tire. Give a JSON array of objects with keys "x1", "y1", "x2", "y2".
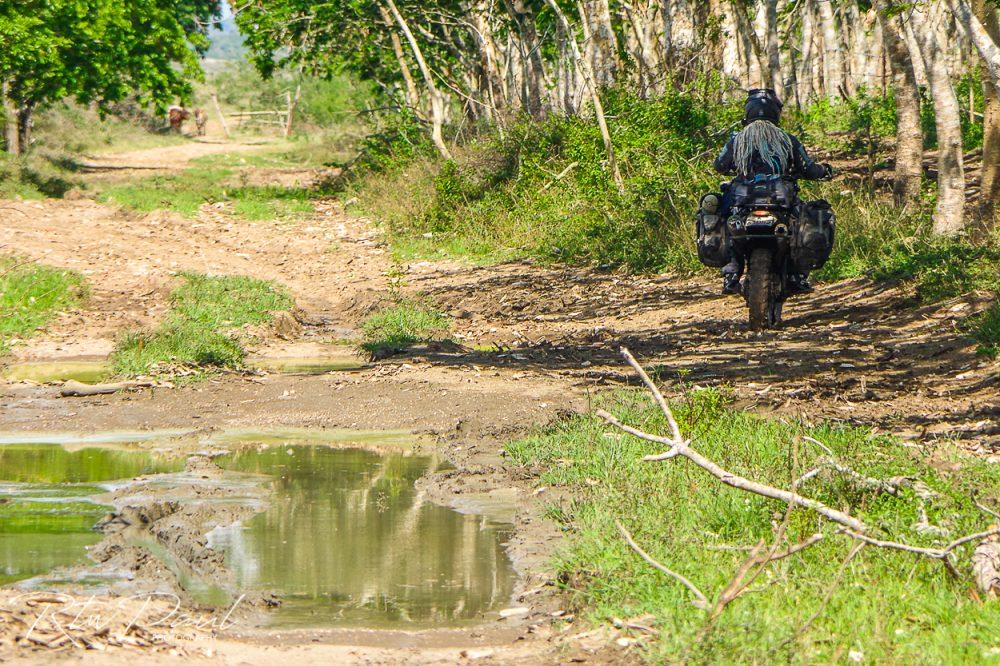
[{"x1": 746, "y1": 248, "x2": 781, "y2": 330}]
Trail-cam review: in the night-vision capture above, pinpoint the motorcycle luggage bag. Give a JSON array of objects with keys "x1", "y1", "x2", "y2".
[
  {"x1": 793, "y1": 199, "x2": 835, "y2": 271},
  {"x1": 729, "y1": 177, "x2": 797, "y2": 208},
  {"x1": 696, "y1": 192, "x2": 730, "y2": 268}
]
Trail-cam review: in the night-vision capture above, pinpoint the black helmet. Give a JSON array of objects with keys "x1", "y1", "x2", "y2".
[{"x1": 743, "y1": 88, "x2": 783, "y2": 125}]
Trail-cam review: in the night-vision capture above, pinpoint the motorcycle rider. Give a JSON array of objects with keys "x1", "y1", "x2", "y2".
[{"x1": 712, "y1": 89, "x2": 832, "y2": 296}]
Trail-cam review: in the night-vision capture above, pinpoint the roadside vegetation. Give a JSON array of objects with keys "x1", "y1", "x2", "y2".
[
  {"x1": 111, "y1": 273, "x2": 292, "y2": 377},
  {"x1": 506, "y1": 388, "x2": 1000, "y2": 663},
  {"x1": 0, "y1": 258, "x2": 85, "y2": 356},
  {"x1": 360, "y1": 298, "x2": 451, "y2": 358}
]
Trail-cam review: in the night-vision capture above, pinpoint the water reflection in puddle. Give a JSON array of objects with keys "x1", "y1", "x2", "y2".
[
  {"x1": 0, "y1": 432, "x2": 517, "y2": 628},
  {"x1": 0, "y1": 444, "x2": 184, "y2": 585},
  {"x1": 210, "y1": 445, "x2": 515, "y2": 628},
  {"x1": 1, "y1": 355, "x2": 364, "y2": 385},
  {"x1": 2, "y1": 360, "x2": 110, "y2": 384}
]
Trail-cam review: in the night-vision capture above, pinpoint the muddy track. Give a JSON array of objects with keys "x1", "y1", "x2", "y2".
[{"x1": 0, "y1": 140, "x2": 997, "y2": 664}]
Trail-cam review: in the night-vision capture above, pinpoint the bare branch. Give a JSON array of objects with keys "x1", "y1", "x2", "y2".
[
  {"x1": 619, "y1": 347, "x2": 682, "y2": 443},
  {"x1": 616, "y1": 520, "x2": 709, "y2": 609},
  {"x1": 840, "y1": 527, "x2": 1000, "y2": 559},
  {"x1": 597, "y1": 409, "x2": 867, "y2": 532}
]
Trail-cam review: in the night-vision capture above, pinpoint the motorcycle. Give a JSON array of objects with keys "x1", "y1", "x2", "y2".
[{"x1": 697, "y1": 176, "x2": 835, "y2": 330}]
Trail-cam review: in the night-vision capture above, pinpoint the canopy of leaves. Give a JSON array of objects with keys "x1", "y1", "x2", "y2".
[{"x1": 0, "y1": 0, "x2": 223, "y2": 112}]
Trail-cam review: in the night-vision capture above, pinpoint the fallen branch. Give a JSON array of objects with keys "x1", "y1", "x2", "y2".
[
  {"x1": 597, "y1": 408, "x2": 868, "y2": 532},
  {"x1": 59, "y1": 380, "x2": 154, "y2": 397},
  {"x1": 616, "y1": 520, "x2": 709, "y2": 609}
]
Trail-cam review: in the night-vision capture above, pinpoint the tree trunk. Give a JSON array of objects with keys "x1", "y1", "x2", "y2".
[
  {"x1": 16, "y1": 103, "x2": 33, "y2": 153},
  {"x1": 581, "y1": 0, "x2": 620, "y2": 88},
  {"x1": 764, "y1": 0, "x2": 783, "y2": 97},
  {"x1": 503, "y1": 0, "x2": 547, "y2": 119},
  {"x1": 2, "y1": 82, "x2": 19, "y2": 155},
  {"x1": 950, "y1": 0, "x2": 1000, "y2": 97},
  {"x1": 875, "y1": 0, "x2": 924, "y2": 209},
  {"x1": 906, "y1": 2, "x2": 966, "y2": 235},
  {"x1": 378, "y1": 5, "x2": 422, "y2": 115},
  {"x1": 383, "y1": 0, "x2": 452, "y2": 160},
  {"x1": 973, "y1": 0, "x2": 1000, "y2": 224},
  {"x1": 818, "y1": 0, "x2": 846, "y2": 98}
]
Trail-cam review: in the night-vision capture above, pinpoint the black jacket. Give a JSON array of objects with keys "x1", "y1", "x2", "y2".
[{"x1": 714, "y1": 130, "x2": 827, "y2": 181}]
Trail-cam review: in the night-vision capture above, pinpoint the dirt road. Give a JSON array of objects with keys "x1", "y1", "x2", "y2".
[{"x1": 0, "y1": 139, "x2": 996, "y2": 663}]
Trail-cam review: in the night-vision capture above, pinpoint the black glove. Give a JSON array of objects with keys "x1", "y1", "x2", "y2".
[{"x1": 822, "y1": 164, "x2": 834, "y2": 180}]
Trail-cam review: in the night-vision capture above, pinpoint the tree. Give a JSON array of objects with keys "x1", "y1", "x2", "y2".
[{"x1": 0, "y1": 0, "x2": 223, "y2": 153}]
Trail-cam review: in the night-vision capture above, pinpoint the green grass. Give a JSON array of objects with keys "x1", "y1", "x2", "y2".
[
  {"x1": 111, "y1": 272, "x2": 293, "y2": 376},
  {"x1": 0, "y1": 258, "x2": 86, "y2": 355},
  {"x1": 506, "y1": 389, "x2": 1000, "y2": 663},
  {"x1": 98, "y1": 166, "x2": 316, "y2": 220},
  {"x1": 360, "y1": 299, "x2": 451, "y2": 357},
  {"x1": 972, "y1": 301, "x2": 1000, "y2": 358}
]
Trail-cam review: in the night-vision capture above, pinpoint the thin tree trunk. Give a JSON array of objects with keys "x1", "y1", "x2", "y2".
[
  {"x1": 950, "y1": 0, "x2": 1000, "y2": 96},
  {"x1": 818, "y1": 0, "x2": 846, "y2": 98},
  {"x1": 383, "y1": 0, "x2": 452, "y2": 159},
  {"x1": 503, "y1": 0, "x2": 547, "y2": 119},
  {"x1": 906, "y1": 2, "x2": 966, "y2": 235},
  {"x1": 764, "y1": 0, "x2": 783, "y2": 96},
  {"x1": 378, "y1": 5, "x2": 422, "y2": 114},
  {"x1": 544, "y1": 0, "x2": 625, "y2": 194},
  {"x1": 875, "y1": 0, "x2": 924, "y2": 208},
  {"x1": 2, "y1": 82, "x2": 19, "y2": 155},
  {"x1": 16, "y1": 103, "x2": 33, "y2": 153},
  {"x1": 973, "y1": 0, "x2": 1000, "y2": 224},
  {"x1": 581, "y1": 0, "x2": 620, "y2": 87}
]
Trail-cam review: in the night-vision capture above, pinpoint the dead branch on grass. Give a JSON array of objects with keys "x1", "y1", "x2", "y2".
[
  {"x1": 605, "y1": 346, "x2": 1000, "y2": 603},
  {"x1": 615, "y1": 520, "x2": 709, "y2": 609}
]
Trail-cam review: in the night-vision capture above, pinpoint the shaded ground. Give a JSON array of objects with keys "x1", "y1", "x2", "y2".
[{"x1": 0, "y1": 137, "x2": 996, "y2": 664}]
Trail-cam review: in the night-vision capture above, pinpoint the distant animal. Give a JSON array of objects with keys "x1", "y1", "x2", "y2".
[
  {"x1": 194, "y1": 108, "x2": 208, "y2": 136},
  {"x1": 167, "y1": 105, "x2": 190, "y2": 133}
]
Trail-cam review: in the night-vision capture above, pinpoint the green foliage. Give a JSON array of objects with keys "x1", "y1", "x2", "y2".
[
  {"x1": 111, "y1": 273, "x2": 293, "y2": 376},
  {"x1": 356, "y1": 87, "x2": 738, "y2": 271},
  {"x1": 505, "y1": 390, "x2": 1000, "y2": 663},
  {"x1": 0, "y1": 0, "x2": 223, "y2": 119},
  {"x1": 972, "y1": 300, "x2": 1000, "y2": 358},
  {"x1": 98, "y1": 165, "x2": 315, "y2": 220},
  {"x1": 0, "y1": 258, "x2": 85, "y2": 355},
  {"x1": 791, "y1": 91, "x2": 897, "y2": 155},
  {"x1": 360, "y1": 299, "x2": 451, "y2": 357}
]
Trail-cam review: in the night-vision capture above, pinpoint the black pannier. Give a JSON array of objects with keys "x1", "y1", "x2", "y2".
[
  {"x1": 696, "y1": 192, "x2": 730, "y2": 268},
  {"x1": 793, "y1": 199, "x2": 835, "y2": 271},
  {"x1": 729, "y1": 177, "x2": 797, "y2": 208}
]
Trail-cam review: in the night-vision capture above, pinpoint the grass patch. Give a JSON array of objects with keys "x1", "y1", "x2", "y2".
[
  {"x1": 972, "y1": 300, "x2": 1000, "y2": 358},
  {"x1": 98, "y1": 166, "x2": 315, "y2": 220},
  {"x1": 111, "y1": 273, "x2": 293, "y2": 376},
  {"x1": 506, "y1": 389, "x2": 1000, "y2": 663},
  {"x1": 360, "y1": 299, "x2": 451, "y2": 357},
  {"x1": 0, "y1": 258, "x2": 85, "y2": 355}
]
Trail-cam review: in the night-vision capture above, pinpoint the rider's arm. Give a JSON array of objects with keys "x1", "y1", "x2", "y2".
[
  {"x1": 791, "y1": 135, "x2": 830, "y2": 180},
  {"x1": 714, "y1": 135, "x2": 737, "y2": 175}
]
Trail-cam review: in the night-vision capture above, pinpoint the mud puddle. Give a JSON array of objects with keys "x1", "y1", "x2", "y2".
[
  {"x1": 0, "y1": 443, "x2": 183, "y2": 585},
  {"x1": 0, "y1": 430, "x2": 517, "y2": 631}
]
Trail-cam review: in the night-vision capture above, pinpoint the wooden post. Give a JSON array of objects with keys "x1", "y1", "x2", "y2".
[
  {"x1": 211, "y1": 93, "x2": 231, "y2": 140},
  {"x1": 284, "y1": 84, "x2": 301, "y2": 138}
]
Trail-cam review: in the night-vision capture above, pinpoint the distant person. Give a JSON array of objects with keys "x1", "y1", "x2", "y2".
[
  {"x1": 194, "y1": 108, "x2": 208, "y2": 136},
  {"x1": 167, "y1": 105, "x2": 190, "y2": 134}
]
